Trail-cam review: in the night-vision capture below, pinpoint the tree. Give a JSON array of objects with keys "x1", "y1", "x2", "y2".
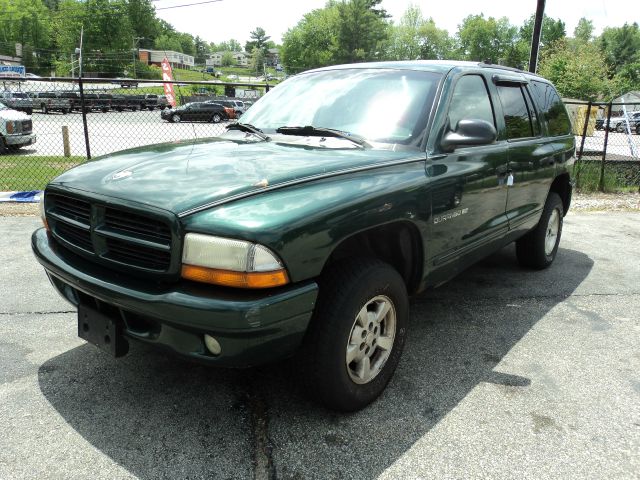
[
  {"x1": 386, "y1": 5, "x2": 452, "y2": 60},
  {"x1": 538, "y1": 39, "x2": 611, "y2": 100},
  {"x1": 336, "y1": 0, "x2": 389, "y2": 63},
  {"x1": 250, "y1": 47, "x2": 266, "y2": 75},
  {"x1": 281, "y1": 4, "x2": 340, "y2": 71},
  {"x1": 221, "y1": 51, "x2": 235, "y2": 67},
  {"x1": 457, "y1": 14, "x2": 521, "y2": 67},
  {"x1": 574, "y1": 17, "x2": 594, "y2": 43},
  {"x1": 245, "y1": 27, "x2": 270, "y2": 54},
  {"x1": 599, "y1": 23, "x2": 640, "y2": 77}
]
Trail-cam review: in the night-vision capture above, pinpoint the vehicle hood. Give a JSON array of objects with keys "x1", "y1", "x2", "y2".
[
  {"x1": 0, "y1": 108, "x2": 30, "y2": 120},
  {"x1": 49, "y1": 136, "x2": 418, "y2": 215}
]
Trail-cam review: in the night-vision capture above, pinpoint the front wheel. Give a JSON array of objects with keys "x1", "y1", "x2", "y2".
[
  {"x1": 616, "y1": 123, "x2": 625, "y2": 133},
  {"x1": 171, "y1": 114, "x2": 181, "y2": 123},
  {"x1": 516, "y1": 192, "x2": 564, "y2": 269},
  {"x1": 300, "y1": 259, "x2": 408, "y2": 411}
]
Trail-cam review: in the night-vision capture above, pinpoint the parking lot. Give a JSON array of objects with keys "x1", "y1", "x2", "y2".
[{"x1": 1, "y1": 211, "x2": 638, "y2": 479}]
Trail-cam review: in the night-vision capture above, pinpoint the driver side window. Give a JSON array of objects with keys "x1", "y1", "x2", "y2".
[{"x1": 448, "y1": 75, "x2": 495, "y2": 131}]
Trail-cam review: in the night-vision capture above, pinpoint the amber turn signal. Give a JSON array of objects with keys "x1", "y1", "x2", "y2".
[{"x1": 181, "y1": 264, "x2": 289, "y2": 289}]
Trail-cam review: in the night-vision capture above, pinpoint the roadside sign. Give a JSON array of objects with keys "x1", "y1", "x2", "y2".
[{"x1": 0, "y1": 65, "x2": 26, "y2": 77}]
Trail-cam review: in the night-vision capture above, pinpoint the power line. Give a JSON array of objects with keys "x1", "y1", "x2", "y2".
[{"x1": 156, "y1": 0, "x2": 224, "y2": 11}]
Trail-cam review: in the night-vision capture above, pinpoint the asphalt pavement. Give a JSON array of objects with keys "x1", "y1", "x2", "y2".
[{"x1": 0, "y1": 212, "x2": 639, "y2": 479}]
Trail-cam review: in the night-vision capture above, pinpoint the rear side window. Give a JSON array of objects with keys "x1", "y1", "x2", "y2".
[
  {"x1": 496, "y1": 84, "x2": 536, "y2": 140},
  {"x1": 448, "y1": 75, "x2": 495, "y2": 131},
  {"x1": 530, "y1": 81, "x2": 572, "y2": 136}
]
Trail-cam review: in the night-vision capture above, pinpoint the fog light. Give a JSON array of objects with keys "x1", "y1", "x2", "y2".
[{"x1": 204, "y1": 334, "x2": 222, "y2": 356}]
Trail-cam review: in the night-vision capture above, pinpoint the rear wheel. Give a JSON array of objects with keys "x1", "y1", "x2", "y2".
[
  {"x1": 516, "y1": 192, "x2": 564, "y2": 269},
  {"x1": 26, "y1": 108, "x2": 33, "y2": 115},
  {"x1": 300, "y1": 258, "x2": 408, "y2": 411},
  {"x1": 211, "y1": 113, "x2": 222, "y2": 123}
]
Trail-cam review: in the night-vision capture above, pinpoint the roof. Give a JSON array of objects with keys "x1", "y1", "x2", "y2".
[{"x1": 306, "y1": 60, "x2": 543, "y2": 78}]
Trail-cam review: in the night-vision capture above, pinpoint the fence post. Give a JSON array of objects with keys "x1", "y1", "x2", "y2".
[
  {"x1": 77, "y1": 76, "x2": 92, "y2": 160},
  {"x1": 575, "y1": 101, "x2": 592, "y2": 190},
  {"x1": 599, "y1": 103, "x2": 613, "y2": 192},
  {"x1": 61, "y1": 126, "x2": 71, "y2": 157}
]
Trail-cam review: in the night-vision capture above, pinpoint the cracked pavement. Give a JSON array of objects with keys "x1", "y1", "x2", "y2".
[{"x1": 1, "y1": 212, "x2": 639, "y2": 479}]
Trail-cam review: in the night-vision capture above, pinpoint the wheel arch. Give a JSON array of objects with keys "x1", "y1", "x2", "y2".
[
  {"x1": 322, "y1": 221, "x2": 424, "y2": 295},
  {"x1": 549, "y1": 172, "x2": 571, "y2": 216}
]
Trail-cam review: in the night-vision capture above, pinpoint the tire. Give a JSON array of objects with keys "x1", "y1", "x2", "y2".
[
  {"x1": 211, "y1": 113, "x2": 222, "y2": 123},
  {"x1": 62, "y1": 108, "x2": 69, "y2": 115},
  {"x1": 516, "y1": 192, "x2": 564, "y2": 270},
  {"x1": 42, "y1": 104, "x2": 48, "y2": 114},
  {"x1": 172, "y1": 114, "x2": 181, "y2": 123},
  {"x1": 300, "y1": 258, "x2": 408, "y2": 411},
  {"x1": 615, "y1": 123, "x2": 625, "y2": 133},
  {"x1": 148, "y1": 106, "x2": 154, "y2": 111},
  {"x1": 26, "y1": 108, "x2": 33, "y2": 115},
  {"x1": 636, "y1": 124, "x2": 640, "y2": 135}
]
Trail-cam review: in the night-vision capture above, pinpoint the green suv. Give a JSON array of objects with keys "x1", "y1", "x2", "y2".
[{"x1": 32, "y1": 61, "x2": 574, "y2": 411}]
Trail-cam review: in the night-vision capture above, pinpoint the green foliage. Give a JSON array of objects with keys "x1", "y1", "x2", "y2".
[
  {"x1": 574, "y1": 18, "x2": 594, "y2": 43},
  {"x1": 221, "y1": 52, "x2": 235, "y2": 67},
  {"x1": 250, "y1": 47, "x2": 266, "y2": 75},
  {"x1": 538, "y1": 39, "x2": 610, "y2": 100},
  {"x1": 245, "y1": 27, "x2": 271, "y2": 54},
  {"x1": 335, "y1": 0, "x2": 389, "y2": 63},
  {"x1": 456, "y1": 14, "x2": 523, "y2": 67},
  {"x1": 386, "y1": 5, "x2": 452, "y2": 60}
]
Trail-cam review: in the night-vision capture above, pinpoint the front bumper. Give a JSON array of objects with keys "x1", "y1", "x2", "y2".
[
  {"x1": 5, "y1": 133, "x2": 36, "y2": 147},
  {"x1": 32, "y1": 228, "x2": 318, "y2": 367}
]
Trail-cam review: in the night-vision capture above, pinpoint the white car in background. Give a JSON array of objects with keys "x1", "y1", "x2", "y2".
[{"x1": 0, "y1": 101, "x2": 36, "y2": 153}]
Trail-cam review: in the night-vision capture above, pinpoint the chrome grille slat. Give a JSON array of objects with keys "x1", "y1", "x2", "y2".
[{"x1": 46, "y1": 192, "x2": 174, "y2": 274}]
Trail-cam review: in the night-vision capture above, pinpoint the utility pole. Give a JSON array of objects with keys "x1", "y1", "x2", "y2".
[
  {"x1": 529, "y1": 0, "x2": 546, "y2": 73},
  {"x1": 132, "y1": 37, "x2": 144, "y2": 78}
]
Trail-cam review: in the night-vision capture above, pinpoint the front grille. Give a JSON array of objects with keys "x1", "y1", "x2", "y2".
[
  {"x1": 21, "y1": 120, "x2": 32, "y2": 134},
  {"x1": 49, "y1": 193, "x2": 90, "y2": 225},
  {"x1": 104, "y1": 237, "x2": 171, "y2": 270},
  {"x1": 46, "y1": 191, "x2": 176, "y2": 275},
  {"x1": 56, "y1": 221, "x2": 93, "y2": 252},
  {"x1": 104, "y1": 208, "x2": 171, "y2": 245}
]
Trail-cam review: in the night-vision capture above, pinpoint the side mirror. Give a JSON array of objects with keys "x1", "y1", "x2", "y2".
[{"x1": 441, "y1": 119, "x2": 497, "y2": 152}]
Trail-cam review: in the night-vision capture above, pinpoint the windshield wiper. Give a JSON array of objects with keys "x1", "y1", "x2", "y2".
[
  {"x1": 275, "y1": 125, "x2": 370, "y2": 148},
  {"x1": 226, "y1": 122, "x2": 270, "y2": 141}
]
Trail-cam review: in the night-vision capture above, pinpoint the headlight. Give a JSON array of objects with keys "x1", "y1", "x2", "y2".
[
  {"x1": 39, "y1": 193, "x2": 49, "y2": 231},
  {"x1": 6, "y1": 121, "x2": 15, "y2": 134},
  {"x1": 181, "y1": 233, "x2": 289, "y2": 289}
]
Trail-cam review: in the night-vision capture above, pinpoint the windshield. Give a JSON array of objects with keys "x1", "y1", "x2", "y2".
[{"x1": 240, "y1": 68, "x2": 441, "y2": 147}]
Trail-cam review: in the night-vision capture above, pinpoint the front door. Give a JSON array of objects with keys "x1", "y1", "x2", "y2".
[{"x1": 428, "y1": 73, "x2": 510, "y2": 268}]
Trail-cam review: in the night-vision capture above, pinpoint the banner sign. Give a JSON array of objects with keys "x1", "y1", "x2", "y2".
[
  {"x1": 160, "y1": 58, "x2": 177, "y2": 107},
  {"x1": 0, "y1": 65, "x2": 26, "y2": 77}
]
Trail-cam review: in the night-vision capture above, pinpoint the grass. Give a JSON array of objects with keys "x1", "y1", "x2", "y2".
[
  {"x1": 574, "y1": 160, "x2": 640, "y2": 193},
  {"x1": 0, "y1": 155, "x2": 84, "y2": 191}
]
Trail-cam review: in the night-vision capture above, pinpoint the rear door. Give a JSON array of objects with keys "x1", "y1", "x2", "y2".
[{"x1": 493, "y1": 78, "x2": 556, "y2": 234}]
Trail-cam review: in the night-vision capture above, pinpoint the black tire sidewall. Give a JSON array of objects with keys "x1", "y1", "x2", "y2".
[
  {"x1": 306, "y1": 260, "x2": 408, "y2": 411},
  {"x1": 517, "y1": 192, "x2": 564, "y2": 269}
]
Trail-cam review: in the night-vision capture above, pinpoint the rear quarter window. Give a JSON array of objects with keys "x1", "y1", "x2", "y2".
[{"x1": 530, "y1": 81, "x2": 572, "y2": 136}]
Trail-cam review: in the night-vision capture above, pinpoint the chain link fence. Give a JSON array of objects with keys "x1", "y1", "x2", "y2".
[
  {"x1": 0, "y1": 77, "x2": 268, "y2": 192},
  {"x1": 1, "y1": 78, "x2": 639, "y2": 194},
  {"x1": 565, "y1": 101, "x2": 640, "y2": 193}
]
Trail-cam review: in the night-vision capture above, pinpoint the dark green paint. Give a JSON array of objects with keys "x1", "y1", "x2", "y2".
[{"x1": 33, "y1": 61, "x2": 575, "y2": 366}]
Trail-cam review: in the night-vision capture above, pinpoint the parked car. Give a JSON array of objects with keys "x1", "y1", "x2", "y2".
[
  {"x1": 0, "y1": 101, "x2": 36, "y2": 152},
  {"x1": 32, "y1": 61, "x2": 575, "y2": 411},
  {"x1": 597, "y1": 111, "x2": 640, "y2": 133},
  {"x1": 0, "y1": 91, "x2": 33, "y2": 115},
  {"x1": 206, "y1": 99, "x2": 240, "y2": 118},
  {"x1": 161, "y1": 102, "x2": 229, "y2": 123},
  {"x1": 113, "y1": 77, "x2": 138, "y2": 88},
  {"x1": 35, "y1": 92, "x2": 73, "y2": 114}
]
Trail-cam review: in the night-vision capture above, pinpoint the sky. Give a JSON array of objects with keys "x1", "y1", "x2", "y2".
[{"x1": 154, "y1": 0, "x2": 639, "y2": 47}]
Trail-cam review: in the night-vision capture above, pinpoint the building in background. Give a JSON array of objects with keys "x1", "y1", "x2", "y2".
[{"x1": 139, "y1": 49, "x2": 194, "y2": 70}]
